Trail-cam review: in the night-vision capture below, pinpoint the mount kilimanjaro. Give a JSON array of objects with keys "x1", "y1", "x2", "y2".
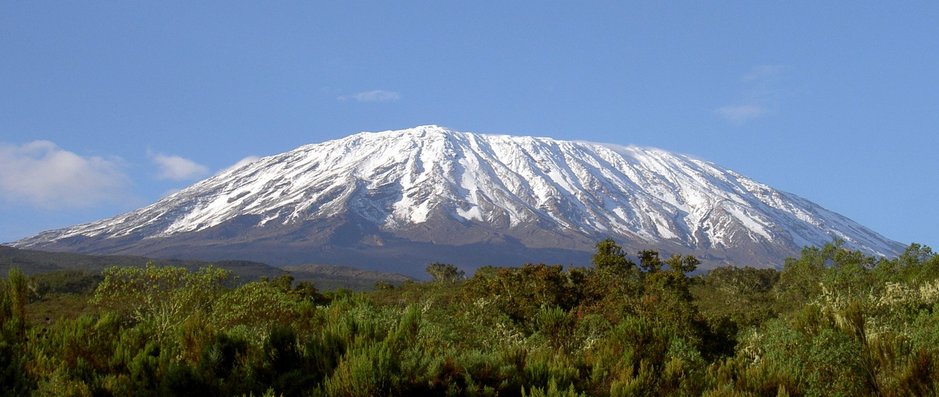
[{"x1": 13, "y1": 125, "x2": 903, "y2": 276}]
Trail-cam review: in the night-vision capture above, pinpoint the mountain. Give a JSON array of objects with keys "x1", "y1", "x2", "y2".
[{"x1": 13, "y1": 125, "x2": 903, "y2": 277}]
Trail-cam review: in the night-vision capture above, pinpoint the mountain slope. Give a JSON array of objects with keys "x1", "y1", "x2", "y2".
[{"x1": 13, "y1": 125, "x2": 903, "y2": 276}]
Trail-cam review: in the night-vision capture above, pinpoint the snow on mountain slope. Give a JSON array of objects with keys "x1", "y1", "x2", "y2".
[{"x1": 13, "y1": 125, "x2": 903, "y2": 271}]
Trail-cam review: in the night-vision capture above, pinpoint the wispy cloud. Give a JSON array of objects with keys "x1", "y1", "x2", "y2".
[
  {"x1": 716, "y1": 105, "x2": 767, "y2": 123},
  {"x1": 338, "y1": 89, "x2": 401, "y2": 103},
  {"x1": 741, "y1": 64, "x2": 785, "y2": 82},
  {"x1": 149, "y1": 152, "x2": 209, "y2": 181},
  {"x1": 0, "y1": 141, "x2": 128, "y2": 209},
  {"x1": 216, "y1": 155, "x2": 260, "y2": 174},
  {"x1": 229, "y1": 156, "x2": 259, "y2": 170},
  {"x1": 716, "y1": 65, "x2": 785, "y2": 124}
]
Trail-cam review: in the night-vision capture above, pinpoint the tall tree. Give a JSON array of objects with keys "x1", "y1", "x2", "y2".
[
  {"x1": 7, "y1": 268, "x2": 27, "y2": 339},
  {"x1": 592, "y1": 238, "x2": 633, "y2": 272}
]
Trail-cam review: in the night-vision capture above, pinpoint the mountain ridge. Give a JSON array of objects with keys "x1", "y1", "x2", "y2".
[{"x1": 13, "y1": 125, "x2": 903, "y2": 276}]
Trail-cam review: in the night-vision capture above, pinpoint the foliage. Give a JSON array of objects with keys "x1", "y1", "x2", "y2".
[
  {"x1": 6, "y1": 241, "x2": 939, "y2": 395},
  {"x1": 91, "y1": 263, "x2": 233, "y2": 341},
  {"x1": 592, "y1": 238, "x2": 634, "y2": 272},
  {"x1": 1, "y1": 268, "x2": 32, "y2": 395},
  {"x1": 426, "y1": 262, "x2": 466, "y2": 283}
]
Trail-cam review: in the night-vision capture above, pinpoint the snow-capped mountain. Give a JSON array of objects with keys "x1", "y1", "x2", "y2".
[{"x1": 13, "y1": 125, "x2": 903, "y2": 276}]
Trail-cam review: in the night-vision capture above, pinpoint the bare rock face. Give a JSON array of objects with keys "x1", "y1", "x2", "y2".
[{"x1": 14, "y1": 125, "x2": 903, "y2": 276}]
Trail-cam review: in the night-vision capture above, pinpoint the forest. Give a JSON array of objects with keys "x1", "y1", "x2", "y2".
[{"x1": 1, "y1": 240, "x2": 938, "y2": 396}]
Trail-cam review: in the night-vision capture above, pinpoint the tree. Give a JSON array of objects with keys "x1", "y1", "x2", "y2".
[
  {"x1": 665, "y1": 254, "x2": 699, "y2": 274},
  {"x1": 92, "y1": 264, "x2": 232, "y2": 341},
  {"x1": 636, "y1": 254, "x2": 703, "y2": 344},
  {"x1": 638, "y1": 250, "x2": 662, "y2": 273},
  {"x1": 592, "y1": 238, "x2": 633, "y2": 272},
  {"x1": 210, "y1": 280, "x2": 303, "y2": 331},
  {"x1": 425, "y1": 263, "x2": 465, "y2": 283},
  {"x1": 693, "y1": 266, "x2": 779, "y2": 328},
  {"x1": 0, "y1": 268, "x2": 30, "y2": 395},
  {"x1": 6, "y1": 268, "x2": 28, "y2": 339}
]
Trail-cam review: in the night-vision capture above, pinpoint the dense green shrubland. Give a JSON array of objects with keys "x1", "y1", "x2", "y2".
[{"x1": 1, "y1": 241, "x2": 938, "y2": 396}]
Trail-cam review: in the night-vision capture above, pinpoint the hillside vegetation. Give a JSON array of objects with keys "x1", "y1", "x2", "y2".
[
  {"x1": 0, "y1": 246, "x2": 409, "y2": 291},
  {"x1": 1, "y1": 240, "x2": 938, "y2": 396}
]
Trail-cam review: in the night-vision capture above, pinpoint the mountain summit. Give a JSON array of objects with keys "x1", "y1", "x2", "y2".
[{"x1": 14, "y1": 125, "x2": 902, "y2": 276}]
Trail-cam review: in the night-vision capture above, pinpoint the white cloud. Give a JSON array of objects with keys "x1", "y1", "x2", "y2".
[
  {"x1": 716, "y1": 105, "x2": 767, "y2": 123},
  {"x1": 338, "y1": 90, "x2": 401, "y2": 102},
  {"x1": 232, "y1": 155, "x2": 260, "y2": 169},
  {"x1": 0, "y1": 141, "x2": 129, "y2": 209},
  {"x1": 741, "y1": 64, "x2": 785, "y2": 82},
  {"x1": 219, "y1": 155, "x2": 260, "y2": 173},
  {"x1": 716, "y1": 65, "x2": 785, "y2": 124},
  {"x1": 149, "y1": 152, "x2": 209, "y2": 181}
]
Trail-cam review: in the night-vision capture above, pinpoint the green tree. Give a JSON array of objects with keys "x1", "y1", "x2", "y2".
[
  {"x1": 425, "y1": 263, "x2": 465, "y2": 283},
  {"x1": 0, "y1": 268, "x2": 31, "y2": 396},
  {"x1": 592, "y1": 238, "x2": 633, "y2": 272},
  {"x1": 638, "y1": 249, "x2": 662, "y2": 273},
  {"x1": 92, "y1": 264, "x2": 232, "y2": 341},
  {"x1": 209, "y1": 279, "x2": 303, "y2": 332},
  {"x1": 692, "y1": 266, "x2": 779, "y2": 328},
  {"x1": 7, "y1": 268, "x2": 28, "y2": 339},
  {"x1": 664, "y1": 254, "x2": 699, "y2": 274}
]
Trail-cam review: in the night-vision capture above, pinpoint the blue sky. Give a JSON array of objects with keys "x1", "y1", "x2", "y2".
[{"x1": 2, "y1": 2, "x2": 937, "y2": 250}]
